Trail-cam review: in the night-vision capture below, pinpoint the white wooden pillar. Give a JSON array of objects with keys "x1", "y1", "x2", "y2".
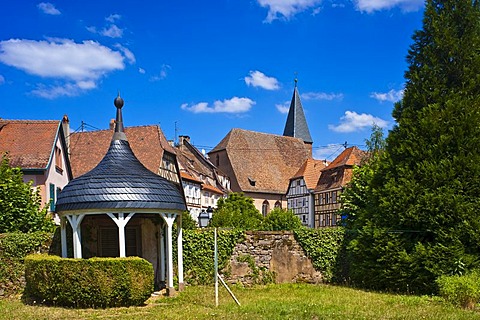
[
  {"x1": 107, "y1": 212, "x2": 135, "y2": 257},
  {"x1": 65, "y1": 214, "x2": 85, "y2": 259},
  {"x1": 161, "y1": 213, "x2": 177, "y2": 296},
  {"x1": 60, "y1": 217, "x2": 67, "y2": 258},
  {"x1": 159, "y1": 223, "x2": 166, "y2": 283},
  {"x1": 177, "y1": 213, "x2": 184, "y2": 291}
]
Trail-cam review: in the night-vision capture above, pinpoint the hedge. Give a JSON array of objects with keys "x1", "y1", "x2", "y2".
[{"x1": 24, "y1": 255, "x2": 153, "y2": 308}]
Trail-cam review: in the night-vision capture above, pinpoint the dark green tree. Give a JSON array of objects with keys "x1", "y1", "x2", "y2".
[
  {"x1": 341, "y1": 125, "x2": 385, "y2": 227},
  {"x1": 349, "y1": 0, "x2": 480, "y2": 294},
  {"x1": 0, "y1": 154, "x2": 54, "y2": 233},
  {"x1": 210, "y1": 192, "x2": 263, "y2": 230},
  {"x1": 263, "y1": 208, "x2": 302, "y2": 231}
]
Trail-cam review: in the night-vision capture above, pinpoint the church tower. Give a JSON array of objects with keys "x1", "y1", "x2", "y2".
[{"x1": 283, "y1": 79, "x2": 313, "y2": 156}]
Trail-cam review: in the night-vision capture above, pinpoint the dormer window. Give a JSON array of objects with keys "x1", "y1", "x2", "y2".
[{"x1": 248, "y1": 177, "x2": 256, "y2": 187}]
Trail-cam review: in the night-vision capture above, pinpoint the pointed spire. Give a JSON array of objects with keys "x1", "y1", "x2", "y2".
[
  {"x1": 112, "y1": 92, "x2": 127, "y2": 141},
  {"x1": 283, "y1": 80, "x2": 313, "y2": 144}
]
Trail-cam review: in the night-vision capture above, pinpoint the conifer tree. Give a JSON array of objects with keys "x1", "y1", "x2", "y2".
[{"x1": 349, "y1": 0, "x2": 480, "y2": 293}]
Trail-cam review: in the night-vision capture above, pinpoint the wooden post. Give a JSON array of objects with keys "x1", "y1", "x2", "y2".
[
  {"x1": 107, "y1": 212, "x2": 135, "y2": 257},
  {"x1": 60, "y1": 217, "x2": 67, "y2": 258},
  {"x1": 65, "y1": 214, "x2": 85, "y2": 258},
  {"x1": 177, "y1": 213, "x2": 184, "y2": 291},
  {"x1": 161, "y1": 213, "x2": 177, "y2": 296}
]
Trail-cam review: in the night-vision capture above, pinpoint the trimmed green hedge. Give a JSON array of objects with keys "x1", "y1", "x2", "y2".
[
  {"x1": 24, "y1": 255, "x2": 153, "y2": 308},
  {"x1": 294, "y1": 227, "x2": 348, "y2": 282}
]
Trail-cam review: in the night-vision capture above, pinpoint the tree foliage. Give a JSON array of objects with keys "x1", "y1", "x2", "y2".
[
  {"x1": 263, "y1": 208, "x2": 302, "y2": 231},
  {"x1": 347, "y1": 0, "x2": 480, "y2": 294},
  {"x1": 0, "y1": 154, "x2": 54, "y2": 233},
  {"x1": 210, "y1": 192, "x2": 263, "y2": 230}
]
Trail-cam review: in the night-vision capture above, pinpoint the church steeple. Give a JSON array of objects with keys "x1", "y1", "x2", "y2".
[{"x1": 283, "y1": 79, "x2": 313, "y2": 145}]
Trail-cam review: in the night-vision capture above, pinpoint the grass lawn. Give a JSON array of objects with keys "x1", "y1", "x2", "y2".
[{"x1": 0, "y1": 283, "x2": 479, "y2": 319}]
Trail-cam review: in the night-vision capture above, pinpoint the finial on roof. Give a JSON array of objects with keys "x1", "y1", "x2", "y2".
[
  {"x1": 294, "y1": 72, "x2": 298, "y2": 87},
  {"x1": 114, "y1": 91, "x2": 124, "y2": 109},
  {"x1": 112, "y1": 92, "x2": 127, "y2": 141}
]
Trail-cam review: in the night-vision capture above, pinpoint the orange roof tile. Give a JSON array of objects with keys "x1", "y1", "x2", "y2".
[
  {"x1": 315, "y1": 146, "x2": 367, "y2": 192},
  {"x1": 202, "y1": 183, "x2": 223, "y2": 194},
  {"x1": 291, "y1": 158, "x2": 327, "y2": 189},
  {"x1": 0, "y1": 120, "x2": 60, "y2": 169},
  {"x1": 69, "y1": 125, "x2": 175, "y2": 178},
  {"x1": 180, "y1": 171, "x2": 202, "y2": 184}
]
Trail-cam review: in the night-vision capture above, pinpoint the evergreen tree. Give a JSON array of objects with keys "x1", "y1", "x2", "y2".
[
  {"x1": 349, "y1": 0, "x2": 480, "y2": 293},
  {"x1": 0, "y1": 154, "x2": 54, "y2": 233}
]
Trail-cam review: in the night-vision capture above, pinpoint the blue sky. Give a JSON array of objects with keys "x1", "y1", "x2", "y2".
[{"x1": 0, "y1": 0, "x2": 424, "y2": 160}]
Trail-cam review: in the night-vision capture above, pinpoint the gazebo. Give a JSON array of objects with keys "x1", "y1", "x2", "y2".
[{"x1": 55, "y1": 94, "x2": 187, "y2": 295}]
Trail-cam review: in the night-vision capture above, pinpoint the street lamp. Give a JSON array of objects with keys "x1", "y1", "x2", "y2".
[{"x1": 198, "y1": 209, "x2": 210, "y2": 228}]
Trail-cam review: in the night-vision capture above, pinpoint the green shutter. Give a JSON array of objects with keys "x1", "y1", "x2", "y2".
[{"x1": 49, "y1": 183, "x2": 55, "y2": 211}]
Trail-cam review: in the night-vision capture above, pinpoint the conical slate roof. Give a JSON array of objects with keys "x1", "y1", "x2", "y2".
[
  {"x1": 55, "y1": 95, "x2": 186, "y2": 213},
  {"x1": 283, "y1": 81, "x2": 313, "y2": 144}
]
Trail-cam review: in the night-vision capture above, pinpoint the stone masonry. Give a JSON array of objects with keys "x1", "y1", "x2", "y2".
[{"x1": 224, "y1": 231, "x2": 322, "y2": 286}]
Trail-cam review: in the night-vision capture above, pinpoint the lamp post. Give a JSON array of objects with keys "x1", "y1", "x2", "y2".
[{"x1": 198, "y1": 209, "x2": 210, "y2": 228}]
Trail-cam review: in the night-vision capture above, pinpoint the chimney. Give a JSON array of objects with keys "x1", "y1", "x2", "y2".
[
  {"x1": 109, "y1": 119, "x2": 115, "y2": 130},
  {"x1": 178, "y1": 135, "x2": 190, "y2": 149},
  {"x1": 62, "y1": 115, "x2": 70, "y2": 154}
]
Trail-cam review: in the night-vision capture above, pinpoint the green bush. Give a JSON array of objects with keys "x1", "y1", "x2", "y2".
[
  {"x1": 0, "y1": 232, "x2": 53, "y2": 296},
  {"x1": 437, "y1": 270, "x2": 480, "y2": 309},
  {"x1": 294, "y1": 227, "x2": 347, "y2": 282},
  {"x1": 24, "y1": 255, "x2": 153, "y2": 308},
  {"x1": 263, "y1": 208, "x2": 302, "y2": 231}
]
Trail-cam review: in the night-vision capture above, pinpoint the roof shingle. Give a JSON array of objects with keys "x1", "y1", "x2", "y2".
[{"x1": 0, "y1": 120, "x2": 60, "y2": 169}]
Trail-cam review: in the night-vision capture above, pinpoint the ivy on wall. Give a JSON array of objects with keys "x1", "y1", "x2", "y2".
[
  {"x1": 294, "y1": 227, "x2": 347, "y2": 282},
  {"x1": 176, "y1": 228, "x2": 244, "y2": 285}
]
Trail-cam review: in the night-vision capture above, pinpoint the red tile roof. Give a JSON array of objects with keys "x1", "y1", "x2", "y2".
[
  {"x1": 315, "y1": 146, "x2": 367, "y2": 192},
  {"x1": 180, "y1": 171, "x2": 202, "y2": 184},
  {"x1": 0, "y1": 120, "x2": 60, "y2": 169},
  {"x1": 209, "y1": 128, "x2": 311, "y2": 194},
  {"x1": 291, "y1": 158, "x2": 327, "y2": 190},
  {"x1": 202, "y1": 183, "x2": 223, "y2": 194},
  {"x1": 69, "y1": 125, "x2": 175, "y2": 178}
]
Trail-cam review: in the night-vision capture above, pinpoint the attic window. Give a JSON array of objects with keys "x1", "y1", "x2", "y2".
[{"x1": 248, "y1": 177, "x2": 256, "y2": 187}]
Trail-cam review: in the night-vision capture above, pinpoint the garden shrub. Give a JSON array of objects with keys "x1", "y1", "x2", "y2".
[
  {"x1": 262, "y1": 208, "x2": 302, "y2": 231},
  {"x1": 24, "y1": 255, "x2": 153, "y2": 308},
  {"x1": 437, "y1": 270, "x2": 480, "y2": 309},
  {"x1": 0, "y1": 232, "x2": 53, "y2": 296}
]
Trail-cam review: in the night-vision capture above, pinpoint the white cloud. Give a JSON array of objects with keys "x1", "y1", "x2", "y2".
[
  {"x1": 138, "y1": 67, "x2": 146, "y2": 74},
  {"x1": 31, "y1": 83, "x2": 82, "y2": 99},
  {"x1": 106, "y1": 14, "x2": 121, "y2": 23},
  {"x1": 181, "y1": 97, "x2": 255, "y2": 114},
  {"x1": 370, "y1": 88, "x2": 404, "y2": 102},
  {"x1": 314, "y1": 144, "x2": 344, "y2": 161},
  {"x1": 329, "y1": 111, "x2": 388, "y2": 133},
  {"x1": 114, "y1": 44, "x2": 135, "y2": 64},
  {"x1": 276, "y1": 101, "x2": 290, "y2": 114},
  {"x1": 150, "y1": 64, "x2": 171, "y2": 81},
  {"x1": 102, "y1": 25, "x2": 123, "y2": 38},
  {"x1": 37, "y1": 2, "x2": 61, "y2": 15},
  {"x1": 257, "y1": 0, "x2": 322, "y2": 22},
  {"x1": 0, "y1": 38, "x2": 126, "y2": 98},
  {"x1": 244, "y1": 70, "x2": 279, "y2": 90},
  {"x1": 301, "y1": 91, "x2": 344, "y2": 101},
  {"x1": 354, "y1": 0, "x2": 423, "y2": 13},
  {"x1": 0, "y1": 75, "x2": 4, "y2": 85}
]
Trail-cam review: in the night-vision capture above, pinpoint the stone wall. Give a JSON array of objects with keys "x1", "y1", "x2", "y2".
[{"x1": 224, "y1": 231, "x2": 322, "y2": 286}]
